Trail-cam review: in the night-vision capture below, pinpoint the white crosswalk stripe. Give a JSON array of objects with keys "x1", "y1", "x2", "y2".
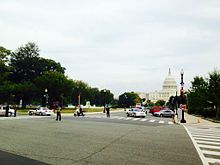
[
  {"x1": 133, "y1": 118, "x2": 141, "y2": 121},
  {"x1": 184, "y1": 124, "x2": 220, "y2": 165},
  {"x1": 83, "y1": 115, "x2": 174, "y2": 125}
]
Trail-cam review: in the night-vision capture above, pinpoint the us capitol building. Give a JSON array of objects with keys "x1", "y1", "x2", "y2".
[{"x1": 138, "y1": 69, "x2": 179, "y2": 103}]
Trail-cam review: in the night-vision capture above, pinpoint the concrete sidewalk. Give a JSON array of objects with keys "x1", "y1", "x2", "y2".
[{"x1": 174, "y1": 112, "x2": 219, "y2": 126}]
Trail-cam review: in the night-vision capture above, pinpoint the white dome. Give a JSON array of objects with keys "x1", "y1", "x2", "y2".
[{"x1": 162, "y1": 69, "x2": 177, "y2": 91}]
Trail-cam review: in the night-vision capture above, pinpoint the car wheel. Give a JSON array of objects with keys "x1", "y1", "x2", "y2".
[
  {"x1": 160, "y1": 114, "x2": 163, "y2": 117},
  {"x1": 39, "y1": 112, "x2": 43, "y2": 116},
  {"x1": 127, "y1": 113, "x2": 129, "y2": 117},
  {"x1": 8, "y1": 112, "x2": 12, "y2": 116},
  {"x1": 29, "y1": 112, "x2": 33, "y2": 116}
]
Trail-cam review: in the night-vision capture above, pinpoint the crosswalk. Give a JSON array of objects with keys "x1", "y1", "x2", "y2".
[
  {"x1": 184, "y1": 124, "x2": 220, "y2": 165},
  {"x1": 0, "y1": 116, "x2": 51, "y2": 120},
  {"x1": 85, "y1": 115, "x2": 174, "y2": 125}
]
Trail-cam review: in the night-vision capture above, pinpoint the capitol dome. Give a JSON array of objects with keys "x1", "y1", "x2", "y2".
[{"x1": 162, "y1": 68, "x2": 177, "y2": 91}]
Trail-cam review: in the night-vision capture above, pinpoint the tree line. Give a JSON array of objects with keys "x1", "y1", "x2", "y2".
[
  {"x1": 0, "y1": 42, "x2": 115, "y2": 108},
  {"x1": 187, "y1": 70, "x2": 220, "y2": 119}
]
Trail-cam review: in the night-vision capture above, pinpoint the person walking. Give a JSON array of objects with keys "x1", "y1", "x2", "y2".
[
  {"x1": 106, "y1": 106, "x2": 110, "y2": 118},
  {"x1": 56, "y1": 107, "x2": 62, "y2": 121}
]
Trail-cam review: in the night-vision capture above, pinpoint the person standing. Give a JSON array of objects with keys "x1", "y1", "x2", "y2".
[
  {"x1": 106, "y1": 106, "x2": 110, "y2": 118},
  {"x1": 56, "y1": 107, "x2": 61, "y2": 121},
  {"x1": 5, "y1": 104, "x2": 9, "y2": 117}
]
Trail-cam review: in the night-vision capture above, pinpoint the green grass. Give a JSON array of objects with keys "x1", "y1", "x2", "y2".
[{"x1": 16, "y1": 108, "x2": 121, "y2": 114}]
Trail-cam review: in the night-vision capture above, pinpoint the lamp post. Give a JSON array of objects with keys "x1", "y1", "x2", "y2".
[
  {"x1": 124, "y1": 94, "x2": 128, "y2": 111},
  {"x1": 103, "y1": 89, "x2": 106, "y2": 113},
  {"x1": 44, "y1": 89, "x2": 49, "y2": 107},
  {"x1": 180, "y1": 69, "x2": 186, "y2": 123}
]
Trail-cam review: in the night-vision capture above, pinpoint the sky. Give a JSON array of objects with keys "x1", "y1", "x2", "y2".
[{"x1": 1, "y1": 0, "x2": 220, "y2": 97}]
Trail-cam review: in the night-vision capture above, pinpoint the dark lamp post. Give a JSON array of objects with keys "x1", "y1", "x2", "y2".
[
  {"x1": 103, "y1": 89, "x2": 106, "y2": 113},
  {"x1": 180, "y1": 69, "x2": 186, "y2": 123}
]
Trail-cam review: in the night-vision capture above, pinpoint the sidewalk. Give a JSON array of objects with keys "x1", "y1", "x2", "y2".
[{"x1": 174, "y1": 112, "x2": 220, "y2": 126}]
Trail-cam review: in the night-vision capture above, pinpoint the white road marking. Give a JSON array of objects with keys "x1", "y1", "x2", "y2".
[
  {"x1": 206, "y1": 158, "x2": 220, "y2": 164},
  {"x1": 133, "y1": 118, "x2": 141, "y2": 121},
  {"x1": 202, "y1": 150, "x2": 220, "y2": 156},
  {"x1": 140, "y1": 119, "x2": 147, "y2": 122},
  {"x1": 184, "y1": 125, "x2": 220, "y2": 165},
  {"x1": 197, "y1": 140, "x2": 220, "y2": 145},
  {"x1": 149, "y1": 120, "x2": 155, "y2": 122},
  {"x1": 199, "y1": 144, "x2": 220, "y2": 150},
  {"x1": 168, "y1": 121, "x2": 174, "y2": 125},
  {"x1": 159, "y1": 121, "x2": 165, "y2": 124}
]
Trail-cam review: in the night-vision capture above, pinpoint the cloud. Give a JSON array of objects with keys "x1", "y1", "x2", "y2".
[{"x1": 0, "y1": 0, "x2": 220, "y2": 97}]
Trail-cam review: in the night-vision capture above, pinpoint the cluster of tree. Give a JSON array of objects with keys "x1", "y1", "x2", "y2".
[
  {"x1": 118, "y1": 92, "x2": 142, "y2": 108},
  {"x1": 0, "y1": 42, "x2": 114, "y2": 108},
  {"x1": 187, "y1": 70, "x2": 220, "y2": 119}
]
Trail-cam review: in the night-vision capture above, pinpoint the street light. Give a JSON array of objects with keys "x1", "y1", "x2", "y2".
[
  {"x1": 124, "y1": 94, "x2": 128, "y2": 111},
  {"x1": 180, "y1": 69, "x2": 186, "y2": 123},
  {"x1": 103, "y1": 89, "x2": 106, "y2": 113},
  {"x1": 44, "y1": 88, "x2": 49, "y2": 107}
]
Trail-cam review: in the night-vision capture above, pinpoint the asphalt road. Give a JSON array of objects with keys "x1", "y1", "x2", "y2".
[{"x1": 0, "y1": 111, "x2": 203, "y2": 165}]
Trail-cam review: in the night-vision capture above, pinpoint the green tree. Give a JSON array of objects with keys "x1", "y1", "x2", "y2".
[
  {"x1": 188, "y1": 76, "x2": 208, "y2": 115},
  {"x1": 9, "y1": 42, "x2": 40, "y2": 82},
  {"x1": 99, "y1": 89, "x2": 114, "y2": 106},
  {"x1": 0, "y1": 46, "x2": 11, "y2": 84},
  {"x1": 155, "y1": 100, "x2": 166, "y2": 106},
  {"x1": 207, "y1": 70, "x2": 220, "y2": 119},
  {"x1": 118, "y1": 92, "x2": 141, "y2": 108},
  {"x1": 71, "y1": 80, "x2": 91, "y2": 105},
  {"x1": 34, "y1": 71, "x2": 73, "y2": 106}
]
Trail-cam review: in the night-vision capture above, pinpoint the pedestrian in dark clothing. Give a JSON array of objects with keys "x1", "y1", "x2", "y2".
[
  {"x1": 56, "y1": 107, "x2": 61, "y2": 121},
  {"x1": 5, "y1": 104, "x2": 9, "y2": 117},
  {"x1": 106, "y1": 106, "x2": 110, "y2": 118}
]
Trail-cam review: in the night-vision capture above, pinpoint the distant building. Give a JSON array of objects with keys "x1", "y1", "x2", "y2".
[
  {"x1": 148, "y1": 68, "x2": 178, "y2": 102},
  {"x1": 137, "y1": 68, "x2": 178, "y2": 103}
]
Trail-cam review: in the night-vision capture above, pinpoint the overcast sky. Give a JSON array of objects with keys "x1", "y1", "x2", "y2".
[{"x1": 1, "y1": 0, "x2": 220, "y2": 97}]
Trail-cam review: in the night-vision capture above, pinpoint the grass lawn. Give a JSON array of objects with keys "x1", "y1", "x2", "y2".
[{"x1": 17, "y1": 108, "x2": 122, "y2": 115}]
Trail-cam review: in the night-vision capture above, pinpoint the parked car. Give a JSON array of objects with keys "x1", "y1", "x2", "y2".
[
  {"x1": 28, "y1": 107, "x2": 53, "y2": 116},
  {"x1": 126, "y1": 108, "x2": 146, "y2": 118},
  {"x1": 0, "y1": 105, "x2": 15, "y2": 117},
  {"x1": 154, "y1": 109, "x2": 174, "y2": 118},
  {"x1": 149, "y1": 106, "x2": 162, "y2": 115}
]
